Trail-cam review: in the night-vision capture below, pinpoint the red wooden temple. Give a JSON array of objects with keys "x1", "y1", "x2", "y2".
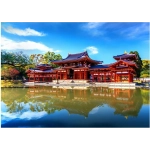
[
  {"x1": 26, "y1": 51, "x2": 138, "y2": 82},
  {"x1": 52, "y1": 51, "x2": 102, "y2": 80},
  {"x1": 26, "y1": 64, "x2": 57, "y2": 82}
]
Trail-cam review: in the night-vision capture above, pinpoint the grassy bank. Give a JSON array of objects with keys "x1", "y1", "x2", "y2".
[{"x1": 1, "y1": 80, "x2": 24, "y2": 87}]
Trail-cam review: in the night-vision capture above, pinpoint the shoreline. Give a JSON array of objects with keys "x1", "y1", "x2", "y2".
[{"x1": 1, "y1": 81, "x2": 149, "y2": 89}]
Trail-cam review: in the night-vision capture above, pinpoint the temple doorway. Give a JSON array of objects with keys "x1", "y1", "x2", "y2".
[{"x1": 69, "y1": 69, "x2": 74, "y2": 79}]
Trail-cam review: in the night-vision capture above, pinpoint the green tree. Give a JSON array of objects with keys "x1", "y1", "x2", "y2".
[
  {"x1": 140, "y1": 60, "x2": 150, "y2": 77},
  {"x1": 1, "y1": 51, "x2": 31, "y2": 78},
  {"x1": 8, "y1": 67, "x2": 20, "y2": 80},
  {"x1": 1, "y1": 65, "x2": 10, "y2": 80},
  {"x1": 1, "y1": 51, "x2": 30, "y2": 67},
  {"x1": 29, "y1": 54, "x2": 44, "y2": 65},
  {"x1": 1, "y1": 64, "x2": 19, "y2": 80},
  {"x1": 24, "y1": 64, "x2": 36, "y2": 71},
  {"x1": 129, "y1": 51, "x2": 143, "y2": 78},
  {"x1": 43, "y1": 51, "x2": 62, "y2": 67}
]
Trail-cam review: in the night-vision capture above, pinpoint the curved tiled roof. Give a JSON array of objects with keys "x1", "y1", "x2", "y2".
[
  {"x1": 33, "y1": 64, "x2": 53, "y2": 71},
  {"x1": 26, "y1": 69, "x2": 55, "y2": 73},
  {"x1": 52, "y1": 51, "x2": 102, "y2": 64},
  {"x1": 65, "y1": 51, "x2": 88, "y2": 60},
  {"x1": 109, "y1": 60, "x2": 138, "y2": 68},
  {"x1": 37, "y1": 64, "x2": 51, "y2": 67},
  {"x1": 89, "y1": 59, "x2": 138, "y2": 70},
  {"x1": 89, "y1": 65, "x2": 109, "y2": 70},
  {"x1": 113, "y1": 54, "x2": 137, "y2": 60},
  {"x1": 123, "y1": 60, "x2": 137, "y2": 65}
]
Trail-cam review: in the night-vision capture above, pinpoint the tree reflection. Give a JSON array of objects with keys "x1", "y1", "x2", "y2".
[
  {"x1": 112, "y1": 88, "x2": 143, "y2": 117},
  {"x1": 7, "y1": 101, "x2": 24, "y2": 113},
  {"x1": 1, "y1": 86, "x2": 148, "y2": 117},
  {"x1": 141, "y1": 89, "x2": 150, "y2": 104}
]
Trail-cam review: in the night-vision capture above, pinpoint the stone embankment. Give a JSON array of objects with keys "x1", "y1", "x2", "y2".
[{"x1": 24, "y1": 80, "x2": 142, "y2": 89}]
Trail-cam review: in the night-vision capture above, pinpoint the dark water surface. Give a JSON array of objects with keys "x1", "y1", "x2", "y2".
[{"x1": 1, "y1": 86, "x2": 149, "y2": 127}]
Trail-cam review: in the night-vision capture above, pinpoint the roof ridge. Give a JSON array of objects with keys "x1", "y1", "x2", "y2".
[
  {"x1": 69, "y1": 51, "x2": 87, "y2": 55},
  {"x1": 62, "y1": 51, "x2": 87, "y2": 60},
  {"x1": 114, "y1": 53, "x2": 136, "y2": 57}
]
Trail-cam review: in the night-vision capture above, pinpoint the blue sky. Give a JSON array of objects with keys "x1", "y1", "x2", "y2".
[{"x1": 1, "y1": 22, "x2": 149, "y2": 64}]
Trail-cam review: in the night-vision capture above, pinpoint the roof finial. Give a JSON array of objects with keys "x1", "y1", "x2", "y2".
[{"x1": 124, "y1": 50, "x2": 127, "y2": 54}]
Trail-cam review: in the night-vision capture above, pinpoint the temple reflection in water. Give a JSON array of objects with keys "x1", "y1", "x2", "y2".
[{"x1": 1, "y1": 86, "x2": 145, "y2": 118}]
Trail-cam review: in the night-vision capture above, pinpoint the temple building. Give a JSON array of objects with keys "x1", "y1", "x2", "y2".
[
  {"x1": 24, "y1": 86, "x2": 142, "y2": 117},
  {"x1": 26, "y1": 51, "x2": 138, "y2": 82},
  {"x1": 52, "y1": 51, "x2": 102, "y2": 80},
  {"x1": 90, "y1": 53, "x2": 138, "y2": 82},
  {"x1": 26, "y1": 64, "x2": 57, "y2": 82}
]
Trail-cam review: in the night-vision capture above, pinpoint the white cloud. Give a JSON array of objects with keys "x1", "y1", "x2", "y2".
[
  {"x1": 89, "y1": 106, "x2": 100, "y2": 114},
  {"x1": 121, "y1": 23, "x2": 149, "y2": 39},
  {"x1": 1, "y1": 37, "x2": 60, "y2": 53},
  {"x1": 1, "y1": 102, "x2": 47, "y2": 123},
  {"x1": 84, "y1": 22, "x2": 105, "y2": 29},
  {"x1": 1, "y1": 111, "x2": 47, "y2": 124},
  {"x1": 2, "y1": 26, "x2": 46, "y2": 36},
  {"x1": 84, "y1": 46, "x2": 98, "y2": 54},
  {"x1": 81, "y1": 22, "x2": 105, "y2": 36},
  {"x1": 20, "y1": 111, "x2": 47, "y2": 120},
  {"x1": 145, "y1": 39, "x2": 150, "y2": 43}
]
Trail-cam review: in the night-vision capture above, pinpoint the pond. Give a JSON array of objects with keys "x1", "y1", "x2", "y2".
[{"x1": 1, "y1": 86, "x2": 149, "y2": 127}]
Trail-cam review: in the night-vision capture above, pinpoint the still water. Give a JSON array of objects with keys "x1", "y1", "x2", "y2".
[{"x1": 1, "y1": 86, "x2": 149, "y2": 128}]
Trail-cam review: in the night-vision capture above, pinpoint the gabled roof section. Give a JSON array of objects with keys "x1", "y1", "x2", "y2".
[
  {"x1": 109, "y1": 60, "x2": 138, "y2": 68},
  {"x1": 36, "y1": 64, "x2": 52, "y2": 71},
  {"x1": 113, "y1": 53, "x2": 137, "y2": 60},
  {"x1": 26, "y1": 68, "x2": 55, "y2": 73},
  {"x1": 89, "y1": 60, "x2": 138, "y2": 70},
  {"x1": 89, "y1": 65, "x2": 109, "y2": 70},
  {"x1": 65, "y1": 51, "x2": 88, "y2": 60},
  {"x1": 36, "y1": 64, "x2": 51, "y2": 67},
  {"x1": 52, "y1": 51, "x2": 102, "y2": 64}
]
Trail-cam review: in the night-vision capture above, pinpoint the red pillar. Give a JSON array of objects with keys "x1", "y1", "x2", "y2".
[
  {"x1": 104, "y1": 72, "x2": 106, "y2": 82},
  {"x1": 43, "y1": 74, "x2": 44, "y2": 82},
  {"x1": 121, "y1": 71, "x2": 122, "y2": 82},
  {"x1": 74, "y1": 71, "x2": 75, "y2": 79},
  {"x1": 130, "y1": 74, "x2": 133, "y2": 82},
  {"x1": 84, "y1": 70, "x2": 87, "y2": 80},
  {"x1": 80, "y1": 71, "x2": 81, "y2": 79},
  {"x1": 34, "y1": 71, "x2": 35, "y2": 82},
  {"x1": 93, "y1": 74, "x2": 94, "y2": 82},
  {"x1": 128, "y1": 71, "x2": 131, "y2": 82},
  {"x1": 98, "y1": 72, "x2": 100, "y2": 82},
  {"x1": 110, "y1": 72, "x2": 112, "y2": 82},
  {"x1": 129, "y1": 71, "x2": 133, "y2": 82},
  {"x1": 66, "y1": 70, "x2": 67, "y2": 79}
]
